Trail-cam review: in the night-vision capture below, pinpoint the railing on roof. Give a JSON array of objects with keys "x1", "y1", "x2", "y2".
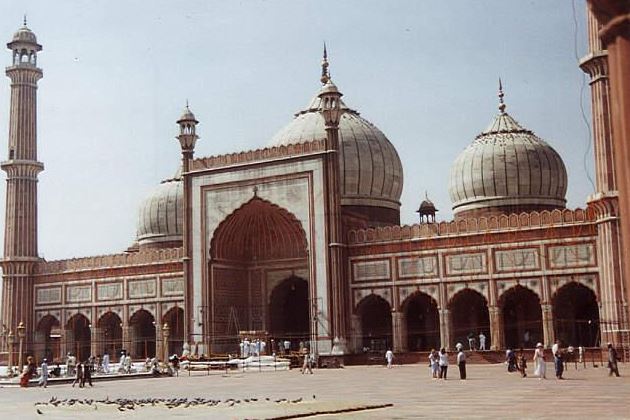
[
  {"x1": 191, "y1": 139, "x2": 326, "y2": 171},
  {"x1": 348, "y1": 207, "x2": 597, "y2": 245},
  {"x1": 35, "y1": 247, "x2": 184, "y2": 274}
]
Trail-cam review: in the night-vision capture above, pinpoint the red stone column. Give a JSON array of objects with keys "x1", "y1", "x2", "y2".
[{"x1": 587, "y1": 2, "x2": 630, "y2": 331}]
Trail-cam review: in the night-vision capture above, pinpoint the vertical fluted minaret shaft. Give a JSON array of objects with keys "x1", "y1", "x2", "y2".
[
  {"x1": 0, "y1": 22, "x2": 43, "y2": 343},
  {"x1": 580, "y1": 8, "x2": 616, "y2": 193},
  {"x1": 581, "y1": 7, "x2": 627, "y2": 346}
]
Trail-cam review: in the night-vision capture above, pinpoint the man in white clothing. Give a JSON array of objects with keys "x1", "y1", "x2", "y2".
[
  {"x1": 478, "y1": 332, "x2": 486, "y2": 351},
  {"x1": 102, "y1": 352, "x2": 110, "y2": 374},
  {"x1": 385, "y1": 349, "x2": 394, "y2": 368}
]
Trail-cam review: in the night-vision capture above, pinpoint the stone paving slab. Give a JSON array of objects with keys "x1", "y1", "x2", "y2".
[{"x1": 0, "y1": 363, "x2": 628, "y2": 419}]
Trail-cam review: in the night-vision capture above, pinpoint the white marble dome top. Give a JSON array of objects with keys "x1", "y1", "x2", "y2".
[
  {"x1": 449, "y1": 107, "x2": 567, "y2": 215},
  {"x1": 270, "y1": 88, "x2": 403, "y2": 211},
  {"x1": 136, "y1": 170, "x2": 183, "y2": 247}
]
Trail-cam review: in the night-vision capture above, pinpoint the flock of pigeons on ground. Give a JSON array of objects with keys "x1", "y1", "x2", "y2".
[{"x1": 34, "y1": 395, "x2": 314, "y2": 414}]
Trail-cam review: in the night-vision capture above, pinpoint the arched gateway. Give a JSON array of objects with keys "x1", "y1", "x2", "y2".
[{"x1": 208, "y1": 197, "x2": 310, "y2": 353}]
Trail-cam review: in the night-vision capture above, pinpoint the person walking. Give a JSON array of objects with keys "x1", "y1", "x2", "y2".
[
  {"x1": 429, "y1": 349, "x2": 440, "y2": 379},
  {"x1": 38, "y1": 359, "x2": 49, "y2": 388},
  {"x1": 72, "y1": 363, "x2": 84, "y2": 388},
  {"x1": 385, "y1": 349, "x2": 394, "y2": 369},
  {"x1": 467, "y1": 332, "x2": 475, "y2": 351},
  {"x1": 301, "y1": 349, "x2": 313, "y2": 374},
  {"x1": 518, "y1": 348, "x2": 527, "y2": 378},
  {"x1": 456, "y1": 344, "x2": 466, "y2": 380},
  {"x1": 19, "y1": 356, "x2": 37, "y2": 387},
  {"x1": 478, "y1": 332, "x2": 486, "y2": 351},
  {"x1": 83, "y1": 360, "x2": 93, "y2": 387},
  {"x1": 102, "y1": 352, "x2": 110, "y2": 374},
  {"x1": 533, "y1": 343, "x2": 546, "y2": 380},
  {"x1": 438, "y1": 348, "x2": 449, "y2": 379},
  {"x1": 552, "y1": 340, "x2": 564, "y2": 379},
  {"x1": 607, "y1": 343, "x2": 620, "y2": 377}
]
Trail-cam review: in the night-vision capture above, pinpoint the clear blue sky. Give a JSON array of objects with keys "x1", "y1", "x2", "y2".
[{"x1": 0, "y1": 0, "x2": 592, "y2": 260}]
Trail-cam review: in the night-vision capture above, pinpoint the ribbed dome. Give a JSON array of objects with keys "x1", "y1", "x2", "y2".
[
  {"x1": 449, "y1": 100, "x2": 567, "y2": 218},
  {"x1": 136, "y1": 170, "x2": 183, "y2": 248},
  {"x1": 270, "y1": 89, "x2": 403, "y2": 213}
]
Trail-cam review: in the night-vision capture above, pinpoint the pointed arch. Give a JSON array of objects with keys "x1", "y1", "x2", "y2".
[
  {"x1": 499, "y1": 285, "x2": 543, "y2": 349},
  {"x1": 401, "y1": 291, "x2": 440, "y2": 351},
  {"x1": 210, "y1": 196, "x2": 308, "y2": 262},
  {"x1": 129, "y1": 309, "x2": 156, "y2": 359},
  {"x1": 356, "y1": 294, "x2": 392, "y2": 352},
  {"x1": 448, "y1": 288, "x2": 490, "y2": 349},
  {"x1": 66, "y1": 313, "x2": 91, "y2": 362},
  {"x1": 552, "y1": 282, "x2": 600, "y2": 347}
]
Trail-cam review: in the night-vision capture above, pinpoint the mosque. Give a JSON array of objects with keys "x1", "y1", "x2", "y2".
[{"x1": 0, "y1": 9, "x2": 628, "y2": 364}]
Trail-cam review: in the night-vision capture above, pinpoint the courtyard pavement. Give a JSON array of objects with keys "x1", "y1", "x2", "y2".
[{"x1": 0, "y1": 362, "x2": 628, "y2": 419}]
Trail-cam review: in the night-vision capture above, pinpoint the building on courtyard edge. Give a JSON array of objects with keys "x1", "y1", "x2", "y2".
[{"x1": 0, "y1": 9, "x2": 628, "y2": 364}]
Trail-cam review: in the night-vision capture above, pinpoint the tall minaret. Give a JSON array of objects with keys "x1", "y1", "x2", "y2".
[
  {"x1": 580, "y1": 8, "x2": 627, "y2": 346},
  {"x1": 0, "y1": 19, "x2": 44, "y2": 344}
]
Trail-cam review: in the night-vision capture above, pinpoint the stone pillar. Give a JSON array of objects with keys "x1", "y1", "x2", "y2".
[
  {"x1": 438, "y1": 308, "x2": 451, "y2": 350},
  {"x1": 488, "y1": 306, "x2": 504, "y2": 350},
  {"x1": 350, "y1": 314, "x2": 361, "y2": 353},
  {"x1": 90, "y1": 327, "x2": 101, "y2": 358},
  {"x1": 59, "y1": 329, "x2": 67, "y2": 360},
  {"x1": 155, "y1": 324, "x2": 163, "y2": 361},
  {"x1": 391, "y1": 311, "x2": 406, "y2": 353},
  {"x1": 541, "y1": 304, "x2": 555, "y2": 348}
]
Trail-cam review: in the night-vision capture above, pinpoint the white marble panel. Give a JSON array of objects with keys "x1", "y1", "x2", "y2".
[
  {"x1": 353, "y1": 260, "x2": 390, "y2": 282},
  {"x1": 161, "y1": 278, "x2": 184, "y2": 296},
  {"x1": 128, "y1": 279, "x2": 157, "y2": 299},
  {"x1": 445, "y1": 253, "x2": 486, "y2": 275},
  {"x1": 495, "y1": 248, "x2": 539, "y2": 271},
  {"x1": 548, "y1": 243, "x2": 596, "y2": 268},
  {"x1": 66, "y1": 285, "x2": 92, "y2": 303},
  {"x1": 97, "y1": 282, "x2": 123, "y2": 301},
  {"x1": 398, "y1": 256, "x2": 438, "y2": 278},
  {"x1": 36, "y1": 287, "x2": 62, "y2": 305}
]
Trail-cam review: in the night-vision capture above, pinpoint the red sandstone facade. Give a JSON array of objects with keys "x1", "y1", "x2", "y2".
[{"x1": 1, "y1": 5, "x2": 629, "y2": 364}]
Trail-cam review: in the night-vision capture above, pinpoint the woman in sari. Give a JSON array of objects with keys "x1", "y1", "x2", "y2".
[{"x1": 19, "y1": 356, "x2": 37, "y2": 387}]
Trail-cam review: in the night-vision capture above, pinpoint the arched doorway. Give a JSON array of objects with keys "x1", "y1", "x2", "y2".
[
  {"x1": 129, "y1": 309, "x2": 156, "y2": 359},
  {"x1": 357, "y1": 295, "x2": 392, "y2": 352},
  {"x1": 163, "y1": 307, "x2": 185, "y2": 356},
  {"x1": 448, "y1": 289, "x2": 490, "y2": 349},
  {"x1": 66, "y1": 314, "x2": 91, "y2": 362},
  {"x1": 36, "y1": 315, "x2": 61, "y2": 362},
  {"x1": 98, "y1": 312, "x2": 123, "y2": 361},
  {"x1": 269, "y1": 276, "x2": 309, "y2": 348},
  {"x1": 403, "y1": 292, "x2": 440, "y2": 351},
  {"x1": 209, "y1": 197, "x2": 309, "y2": 353},
  {"x1": 553, "y1": 282, "x2": 600, "y2": 347},
  {"x1": 500, "y1": 286, "x2": 543, "y2": 349}
]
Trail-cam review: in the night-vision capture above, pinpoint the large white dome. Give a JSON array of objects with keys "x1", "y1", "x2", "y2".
[
  {"x1": 270, "y1": 89, "x2": 403, "y2": 215},
  {"x1": 449, "y1": 100, "x2": 567, "y2": 218},
  {"x1": 136, "y1": 171, "x2": 183, "y2": 249}
]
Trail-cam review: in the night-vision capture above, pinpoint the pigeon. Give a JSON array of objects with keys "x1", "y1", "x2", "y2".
[
  {"x1": 313, "y1": 395, "x2": 317, "y2": 399},
  {"x1": 291, "y1": 398, "x2": 302, "y2": 403},
  {"x1": 36, "y1": 409, "x2": 43, "y2": 415}
]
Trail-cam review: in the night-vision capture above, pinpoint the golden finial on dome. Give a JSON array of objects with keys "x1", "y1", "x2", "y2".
[
  {"x1": 320, "y1": 42, "x2": 330, "y2": 85},
  {"x1": 498, "y1": 78, "x2": 506, "y2": 114}
]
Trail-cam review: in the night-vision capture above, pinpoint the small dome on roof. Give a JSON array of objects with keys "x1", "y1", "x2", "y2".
[
  {"x1": 178, "y1": 105, "x2": 197, "y2": 123},
  {"x1": 12, "y1": 26, "x2": 37, "y2": 44}
]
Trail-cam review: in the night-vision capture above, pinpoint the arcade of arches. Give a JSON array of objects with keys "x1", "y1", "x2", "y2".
[
  {"x1": 207, "y1": 197, "x2": 311, "y2": 353},
  {"x1": 31, "y1": 307, "x2": 185, "y2": 362},
  {"x1": 352, "y1": 282, "x2": 601, "y2": 352}
]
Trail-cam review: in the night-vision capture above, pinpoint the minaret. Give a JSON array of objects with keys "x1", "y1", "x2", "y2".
[
  {"x1": 0, "y1": 20, "x2": 44, "y2": 344},
  {"x1": 580, "y1": 8, "x2": 627, "y2": 346},
  {"x1": 175, "y1": 103, "x2": 198, "y2": 349}
]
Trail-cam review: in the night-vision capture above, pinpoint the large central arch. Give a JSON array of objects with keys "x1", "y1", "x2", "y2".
[{"x1": 208, "y1": 197, "x2": 309, "y2": 353}]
